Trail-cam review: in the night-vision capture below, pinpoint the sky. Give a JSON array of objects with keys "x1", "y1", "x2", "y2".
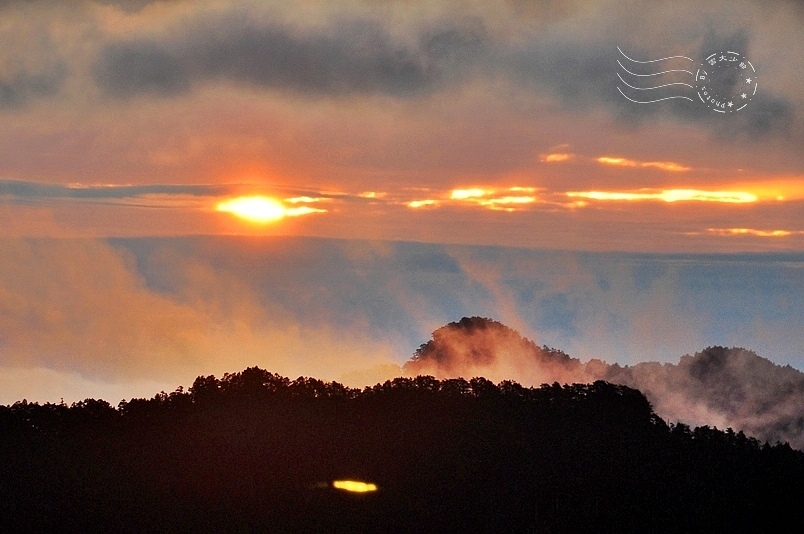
[{"x1": 0, "y1": 0, "x2": 802, "y2": 404}]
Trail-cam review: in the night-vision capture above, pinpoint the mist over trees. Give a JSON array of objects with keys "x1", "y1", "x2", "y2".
[
  {"x1": 2, "y1": 367, "x2": 803, "y2": 531},
  {"x1": 2, "y1": 318, "x2": 803, "y2": 530},
  {"x1": 406, "y1": 317, "x2": 804, "y2": 449}
]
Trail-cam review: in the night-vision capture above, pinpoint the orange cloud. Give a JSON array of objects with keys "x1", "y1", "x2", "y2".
[
  {"x1": 706, "y1": 228, "x2": 804, "y2": 238},
  {"x1": 595, "y1": 156, "x2": 691, "y2": 172},
  {"x1": 539, "y1": 152, "x2": 690, "y2": 171},
  {"x1": 450, "y1": 188, "x2": 490, "y2": 200},
  {"x1": 407, "y1": 199, "x2": 438, "y2": 209},
  {"x1": 0, "y1": 239, "x2": 401, "y2": 401},
  {"x1": 540, "y1": 153, "x2": 574, "y2": 163},
  {"x1": 358, "y1": 191, "x2": 386, "y2": 199},
  {"x1": 444, "y1": 187, "x2": 542, "y2": 212},
  {"x1": 731, "y1": 178, "x2": 804, "y2": 202},
  {"x1": 478, "y1": 196, "x2": 538, "y2": 211},
  {"x1": 509, "y1": 187, "x2": 537, "y2": 193},
  {"x1": 284, "y1": 196, "x2": 326, "y2": 204},
  {"x1": 567, "y1": 189, "x2": 757, "y2": 204}
]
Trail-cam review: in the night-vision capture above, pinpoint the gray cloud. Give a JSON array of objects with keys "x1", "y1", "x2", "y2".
[
  {"x1": 510, "y1": 27, "x2": 793, "y2": 138},
  {"x1": 0, "y1": 180, "x2": 231, "y2": 200},
  {"x1": 0, "y1": 66, "x2": 65, "y2": 109},
  {"x1": 0, "y1": 179, "x2": 376, "y2": 206},
  {"x1": 89, "y1": 4, "x2": 796, "y2": 139},
  {"x1": 95, "y1": 41, "x2": 190, "y2": 98},
  {"x1": 94, "y1": 15, "x2": 487, "y2": 98},
  {"x1": 92, "y1": 0, "x2": 169, "y2": 12}
]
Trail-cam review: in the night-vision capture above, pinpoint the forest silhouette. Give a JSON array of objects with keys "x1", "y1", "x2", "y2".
[
  {"x1": 407, "y1": 317, "x2": 804, "y2": 449},
  {"x1": 2, "y1": 364, "x2": 803, "y2": 531}
]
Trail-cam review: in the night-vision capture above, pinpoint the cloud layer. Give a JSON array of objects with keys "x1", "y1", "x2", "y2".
[
  {"x1": 0, "y1": 0, "x2": 800, "y2": 254},
  {"x1": 0, "y1": 236, "x2": 801, "y2": 405}
]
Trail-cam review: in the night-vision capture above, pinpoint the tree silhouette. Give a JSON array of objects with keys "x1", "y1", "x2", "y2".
[{"x1": 0, "y1": 370, "x2": 802, "y2": 532}]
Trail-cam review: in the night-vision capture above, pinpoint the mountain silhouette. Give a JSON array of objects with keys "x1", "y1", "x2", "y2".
[
  {"x1": 404, "y1": 316, "x2": 804, "y2": 448},
  {"x1": 405, "y1": 316, "x2": 591, "y2": 385}
]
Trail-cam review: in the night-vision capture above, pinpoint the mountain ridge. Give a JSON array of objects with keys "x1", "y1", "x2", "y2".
[{"x1": 404, "y1": 316, "x2": 804, "y2": 448}]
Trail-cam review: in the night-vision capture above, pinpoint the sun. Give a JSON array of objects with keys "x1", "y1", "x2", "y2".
[{"x1": 216, "y1": 196, "x2": 286, "y2": 223}]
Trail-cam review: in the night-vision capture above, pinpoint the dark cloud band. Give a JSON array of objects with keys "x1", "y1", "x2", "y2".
[
  {"x1": 0, "y1": 180, "x2": 233, "y2": 200},
  {"x1": 91, "y1": 10, "x2": 794, "y2": 138},
  {"x1": 93, "y1": 16, "x2": 487, "y2": 98}
]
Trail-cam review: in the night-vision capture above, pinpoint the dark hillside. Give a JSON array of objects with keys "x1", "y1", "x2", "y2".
[{"x1": 1, "y1": 368, "x2": 802, "y2": 532}]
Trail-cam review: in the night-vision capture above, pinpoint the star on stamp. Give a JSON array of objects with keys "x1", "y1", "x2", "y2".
[
  {"x1": 617, "y1": 46, "x2": 758, "y2": 113},
  {"x1": 695, "y1": 52, "x2": 757, "y2": 113}
]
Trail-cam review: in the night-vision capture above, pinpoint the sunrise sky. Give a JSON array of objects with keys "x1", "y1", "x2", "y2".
[
  {"x1": 1, "y1": 0, "x2": 802, "y2": 402},
  {"x1": 0, "y1": 0, "x2": 801, "y2": 251}
]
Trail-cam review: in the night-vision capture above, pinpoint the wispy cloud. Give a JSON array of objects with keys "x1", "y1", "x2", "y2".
[
  {"x1": 567, "y1": 189, "x2": 758, "y2": 204},
  {"x1": 540, "y1": 151, "x2": 693, "y2": 172},
  {"x1": 407, "y1": 199, "x2": 438, "y2": 209},
  {"x1": 0, "y1": 179, "x2": 370, "y2": 210},
  {"x1": 407, "y1": 187, "x2": 546, "y2": 212},
  {"x1": 0, "y1": 180, "x2": 234, "y2": 201},
  {"x1": 540, "y1": 152, "x2": 575, "y2": 163},
  {"x1": 595, "y1": 156, "x2": 692, "y2": 172},
  {"x1": 704, "y1": 228, "x2": 804, "y2": 237}
]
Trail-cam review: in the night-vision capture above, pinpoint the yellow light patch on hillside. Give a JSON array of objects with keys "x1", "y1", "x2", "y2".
[{"x1": 332, "y1": 480, "x2": 378, "y2": 493}]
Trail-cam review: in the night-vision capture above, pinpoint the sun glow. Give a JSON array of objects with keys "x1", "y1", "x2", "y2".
[{"x1": 216, "y1": 196, "x2": 287, "y2": 223}]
